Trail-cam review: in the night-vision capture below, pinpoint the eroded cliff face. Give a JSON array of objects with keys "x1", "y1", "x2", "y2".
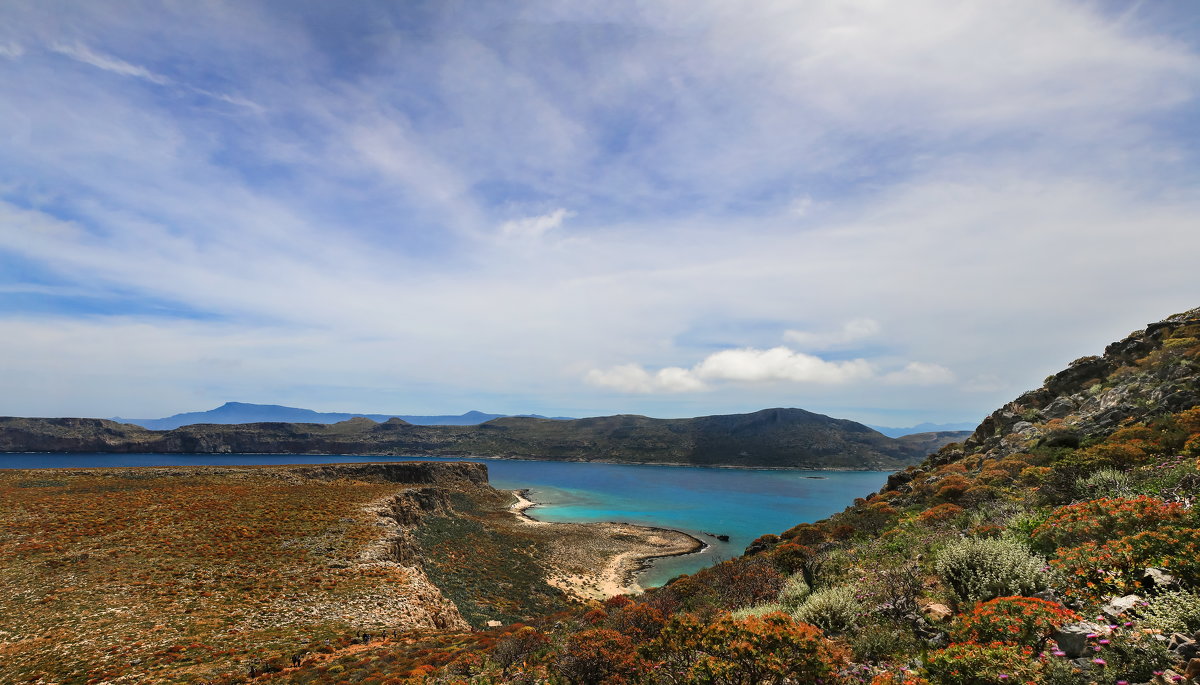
[
  {"x1": 362, "y1": 485, "x2": 463, "y2": 572},
  {"x1": 355, "y1": 486, "x2": 472, "y2": 632}
]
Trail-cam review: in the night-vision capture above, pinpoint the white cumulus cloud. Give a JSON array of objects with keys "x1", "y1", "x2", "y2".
[
  {"x1": 694, "y1": 347, "x2": 874, "y2": 384},
  {"x1": 500, "y1": 208, "x2": 574, "y2": 240},
  {"x1": 585, "y1": 342, "x2": 962, "y2": 394},
  {"x1": 586, "y1": 345, "x2": 875, "y2": 393},
  {"x1": 584, "y1": 363, "x2": 706, "y2": 393}
]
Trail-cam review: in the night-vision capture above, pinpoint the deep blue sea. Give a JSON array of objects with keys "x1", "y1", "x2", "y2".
[{"x1": 0, "y1": 453, "x2": 889, "y2": 587}]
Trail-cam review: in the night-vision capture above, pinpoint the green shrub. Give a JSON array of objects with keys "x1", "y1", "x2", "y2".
[
  {"x1": 1002, "y1": 509, "x2": 1048, "y2": 543},
  {"x1": 849, "y1": 622, "x2": 920, "y2": 662},
  {"x1": 730, "y1": 603, "x2": 783, "y2": 620},
  {"x1": 934, "y1": 537, "x2": 1050, "y2": 608},
  {"x1": 791, "y1": 584, "x2": 862, "y2": 634},
  {"x1": 1074, "y1": 468, "x2": 1134, "y2": 498},
  {"x1": 924, "y1": 642, "x2": 1039, "y2": 684},
  {"x1": 1038, "y1": 654, "x2": 1090, "y2": 684},
  {"x1": 1132, "y1": 454, "x2": 1200, "y2": 498},
  {"x1": 858, "y1": 562, "x2": 924, "y2": 620},
  {"x1": 1140, "y1": 589, "x2": 1200, "y2": 635},
  {"x1": 777, "y1": 573, "x2": 811, "y2": 610},
  {"x1": 1082, "y1": 629, "x2": 1174, "y2": 683}
]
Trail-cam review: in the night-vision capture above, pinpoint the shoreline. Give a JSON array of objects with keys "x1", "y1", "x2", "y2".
[
  {"x1": 509, "y1": 488, "x2": 542, "y2": 522},
  {"x1": 507, "y1": 488, "x2": 707, "y2": 599}
]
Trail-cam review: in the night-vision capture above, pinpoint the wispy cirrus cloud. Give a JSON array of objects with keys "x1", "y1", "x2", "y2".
[
  {"x1": 48, "y1": 40, "x2": 261, "y2": 111},
  {"x1": 51, "y1": 41, "x2": 170, "y2": 84},
  {"x1": 0, "y1": 1, "x2": 1197, "y2": 423}
]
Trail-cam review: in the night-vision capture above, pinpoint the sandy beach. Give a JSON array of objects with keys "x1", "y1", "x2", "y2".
[
  {"x1": 507, "y1": 489, "x2": 705, "y2": 600},
  {"x1": 509, "y1": 488, "x2": 547, "y2": 524}
]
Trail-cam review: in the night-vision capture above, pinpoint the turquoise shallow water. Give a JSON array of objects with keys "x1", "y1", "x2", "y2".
[{"x1": 0, "y1": 453, "x2": 889, "y2": 587}]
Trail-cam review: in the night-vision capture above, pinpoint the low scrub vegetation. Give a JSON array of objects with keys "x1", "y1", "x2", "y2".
[
  {"x1": 0, "y1": 467, "x2": 447, "y2": 683},
  {"x1": 393, "y1": 404, "x2": 1200, "y2": 684}
]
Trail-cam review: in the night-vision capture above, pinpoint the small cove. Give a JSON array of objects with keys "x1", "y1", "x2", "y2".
[{"x1": 0, "y1": 453, "x2": 890, "y2": 587}]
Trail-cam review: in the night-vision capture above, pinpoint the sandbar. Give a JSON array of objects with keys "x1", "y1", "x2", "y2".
[{"x1": 507, "y1": 489, "x2": 705, "y2": 600}]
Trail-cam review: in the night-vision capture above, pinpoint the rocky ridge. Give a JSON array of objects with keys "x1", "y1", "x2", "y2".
[
  {"x1": 0, "y1": 407, "x2": 957, "y2": 470},
  {"x1": 888, "y1": 306, "x2": 1200, "y2": 490}
]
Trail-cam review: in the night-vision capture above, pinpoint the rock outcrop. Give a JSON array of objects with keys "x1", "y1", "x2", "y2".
[{"x1": 927, "y1": 306, "x2": 1200, "y2": 468}]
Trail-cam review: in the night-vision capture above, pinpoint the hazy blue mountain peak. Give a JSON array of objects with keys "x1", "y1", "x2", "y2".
[{"x1": 866, "y1": 421, "x2": 980, "y2": 438}]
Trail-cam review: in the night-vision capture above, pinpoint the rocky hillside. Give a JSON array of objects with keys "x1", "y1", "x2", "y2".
[
  {"x1": 0, "y1": 407, "x2": 954, "y2": 470},
  {"x1": 914, "y1": 306, "x2": 1200, "y2": 473},
  {"x1": 310, "y1": 305, "x2": 1200, "y2": 685}
]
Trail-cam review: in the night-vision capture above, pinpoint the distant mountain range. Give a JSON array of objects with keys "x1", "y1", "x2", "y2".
[
  {"x1": 4, "y1": 407, "x2": 970, "y2": 470},
  {"x1": 112, "y1": 402, "x2": 569, "y2": 430},
  {"x1": 865, "y1": 421, "x2": 979, "y2": 438}
]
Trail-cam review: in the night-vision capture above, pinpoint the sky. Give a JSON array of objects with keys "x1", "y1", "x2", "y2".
[{"x1": 1, "y1": 1, "x2": 1198, "y2": 426}]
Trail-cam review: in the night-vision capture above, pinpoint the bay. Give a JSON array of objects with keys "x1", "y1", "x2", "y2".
[{"x1": 0, "y1": 453, "x2": 889, "y2": 587}]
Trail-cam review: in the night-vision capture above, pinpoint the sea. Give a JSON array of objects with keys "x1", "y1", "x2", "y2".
[{"x1": 0, "y1": 453, "x2": 889, "y2": 588}]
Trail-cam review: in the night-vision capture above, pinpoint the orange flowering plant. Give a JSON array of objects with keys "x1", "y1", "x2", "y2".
[
  {"x1": 1030, "y1": 496, "x2": 1186, "y2": 553},
  {"x1": 952, "y1": 597, "x2": 1079, "y2": 650}
]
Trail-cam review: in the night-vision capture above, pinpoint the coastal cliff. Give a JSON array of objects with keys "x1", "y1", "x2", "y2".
[{"x1": 0, "y1": 407, "x2": 958, "y2": 470}]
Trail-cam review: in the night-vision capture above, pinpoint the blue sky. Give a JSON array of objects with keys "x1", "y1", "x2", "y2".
[{"x1": 1, "y1": 1, "x2": 1198, "y2": 425}]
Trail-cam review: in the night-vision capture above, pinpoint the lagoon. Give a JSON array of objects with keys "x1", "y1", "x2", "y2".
[{"x1": 0, "y1": 453, "x2": 889, "y2": 587}]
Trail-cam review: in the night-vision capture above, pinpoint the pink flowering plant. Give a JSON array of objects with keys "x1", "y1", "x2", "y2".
[{"x1": 1041, "y1": 618, "x2": 1174, "y2": 683}]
